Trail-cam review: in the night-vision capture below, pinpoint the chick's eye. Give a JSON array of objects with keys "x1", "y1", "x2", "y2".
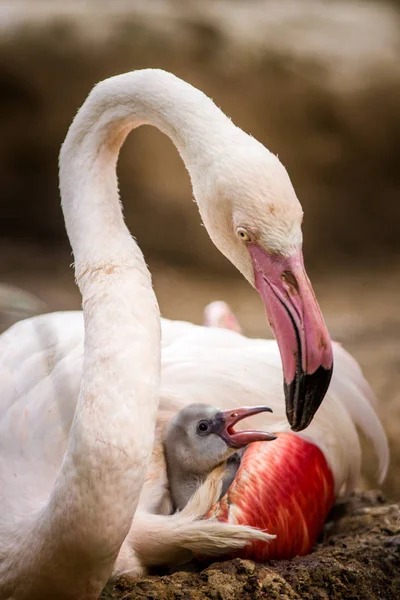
[
  {"x1": 236, "y1": 227, "x2": 251, "y2": 242},
  {"x1": 197, "y1": 421, "x2": 210, "y2": 434}
]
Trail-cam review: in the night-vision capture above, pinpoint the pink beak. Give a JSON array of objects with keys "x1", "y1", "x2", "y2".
[
  {"x1": 248, "y1": 245, "x2": 333, "y2": 431},
  {"x1": 213, "y1": 405, "x2": 277, "y2": 448}
]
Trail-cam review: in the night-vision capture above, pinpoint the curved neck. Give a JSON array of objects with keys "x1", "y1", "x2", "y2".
[
  {"x1": 59, "y1": 69, "x2": 236, "y2": 274},
  {"x1": 19, "y1": 70, "x2": 239, "y2": 597}
]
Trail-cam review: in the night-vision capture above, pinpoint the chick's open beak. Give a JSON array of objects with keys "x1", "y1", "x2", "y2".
[{"x1": 212, "y1": 405, "x2": 277, "y2": 449}]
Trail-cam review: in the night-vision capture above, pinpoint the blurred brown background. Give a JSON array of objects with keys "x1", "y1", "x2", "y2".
[{"x1": 0, "y1": 0, "x2": 399, "y2": 498}]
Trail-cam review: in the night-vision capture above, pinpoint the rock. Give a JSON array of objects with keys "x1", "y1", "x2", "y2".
[{"x1": 101, "y1": 491, "x2": 400, "y2": 599}]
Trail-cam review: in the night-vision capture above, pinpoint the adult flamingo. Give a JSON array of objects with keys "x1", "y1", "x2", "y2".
[
  {"x1": 0, "y1": 305, "x2": 388, "y2": 585},
  {"x1": 0, "y1": 69, "x2": 334, "y2": 598}
]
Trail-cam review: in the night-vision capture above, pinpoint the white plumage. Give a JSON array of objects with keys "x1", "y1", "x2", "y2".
[
  {"x1": 0, "y1": 309, "x2": 388, "y2": 503},
  {"x1": 0, "y1": 306, "x2": 389, "y2": 588},
  {"x1": 0, "y1": 68, "x2": 388, "y2": 598}
]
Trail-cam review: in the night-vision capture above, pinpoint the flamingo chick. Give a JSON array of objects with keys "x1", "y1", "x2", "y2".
[
  {"x1": 194, "y1": 300, "x2": 387, "y2": 563},
  {"x1": 164, "y1": 403, "x2": 276, "y2": 510}
]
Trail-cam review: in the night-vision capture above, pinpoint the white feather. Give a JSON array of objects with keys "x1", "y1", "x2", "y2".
[
  {"x1": 0, "y1": 310, "x2": 388, "y2": 504},
  {"x1": 0, "y1": 67, "x2": 389, "y2": 596}
]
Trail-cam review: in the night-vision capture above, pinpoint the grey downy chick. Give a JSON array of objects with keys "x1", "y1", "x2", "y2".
[{"x1": 163, "y1": 403, "x2": 277, "y2": 511}]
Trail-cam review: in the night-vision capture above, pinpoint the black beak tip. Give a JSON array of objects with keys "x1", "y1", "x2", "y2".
[{"x1": 284, "y1": 364, "x2": 334, "y2": 432}]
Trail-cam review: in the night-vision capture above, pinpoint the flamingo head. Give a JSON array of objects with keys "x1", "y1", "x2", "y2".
[
  {"x1": 193, "y1": 137, "x2": 333, "y2": 431},
  {"x1": 164, "y1": 403, "x2": 276, "y2": 477}
]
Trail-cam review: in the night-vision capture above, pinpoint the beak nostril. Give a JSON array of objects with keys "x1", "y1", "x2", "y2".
[{"x1": 282, "y1": 270, "x2": 300, "y2": 295}]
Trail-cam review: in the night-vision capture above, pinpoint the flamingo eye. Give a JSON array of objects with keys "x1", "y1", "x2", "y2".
[
  {"x1": 197, "y1": 421, "x2": 210, "y2": 435},
  {"x1": 236, "y1": 227, "x2": 251, "y2": 242}
]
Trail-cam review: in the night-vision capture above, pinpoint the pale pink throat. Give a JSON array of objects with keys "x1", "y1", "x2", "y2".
[{"x1": 248, "y1": 245, "x2": 333, "y2": 431}]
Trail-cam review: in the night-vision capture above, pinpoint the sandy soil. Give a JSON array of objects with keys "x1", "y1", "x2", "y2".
[{"x1": 101, "y1": 491, "x2": 400, "y2": 600}]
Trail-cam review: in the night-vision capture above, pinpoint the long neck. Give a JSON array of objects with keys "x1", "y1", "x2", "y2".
[
  {"x1": 17, "y1": 70, "x2": 238, "y2": 599},
  {"x1": 60, "y1": 69, "x2": 237, "y2": 271}
]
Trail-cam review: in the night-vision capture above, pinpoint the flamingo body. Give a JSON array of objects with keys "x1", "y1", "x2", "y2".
[
  {"x1": 0, "y1": 307, "x2": 389, "y2": 583},
  {"x1": 0, "y1": 67, "x2": 388, "y2": 596},
  {"x1": 209, "y1": 433, "x2": 335, "y2": 560}
]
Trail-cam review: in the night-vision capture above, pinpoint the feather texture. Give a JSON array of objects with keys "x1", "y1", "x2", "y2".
[
  {"x1": 0, "y1": 311, "x2": 388, "y2": 527},
  {"x1": 0, "y1": 67, "x2": 388, "y2": 594}
]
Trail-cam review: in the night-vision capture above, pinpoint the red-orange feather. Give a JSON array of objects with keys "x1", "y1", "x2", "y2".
[{"x1": 206, "y1": 432, "x2": 335, "y2": 560}]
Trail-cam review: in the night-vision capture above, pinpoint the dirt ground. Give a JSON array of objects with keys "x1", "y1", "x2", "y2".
[
  {"x1": 1, "y1": 240, "x2": 399, "y2": 599},
  {"x1": 101, "y1": 491, "x2": 400, "y2": 600}
]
